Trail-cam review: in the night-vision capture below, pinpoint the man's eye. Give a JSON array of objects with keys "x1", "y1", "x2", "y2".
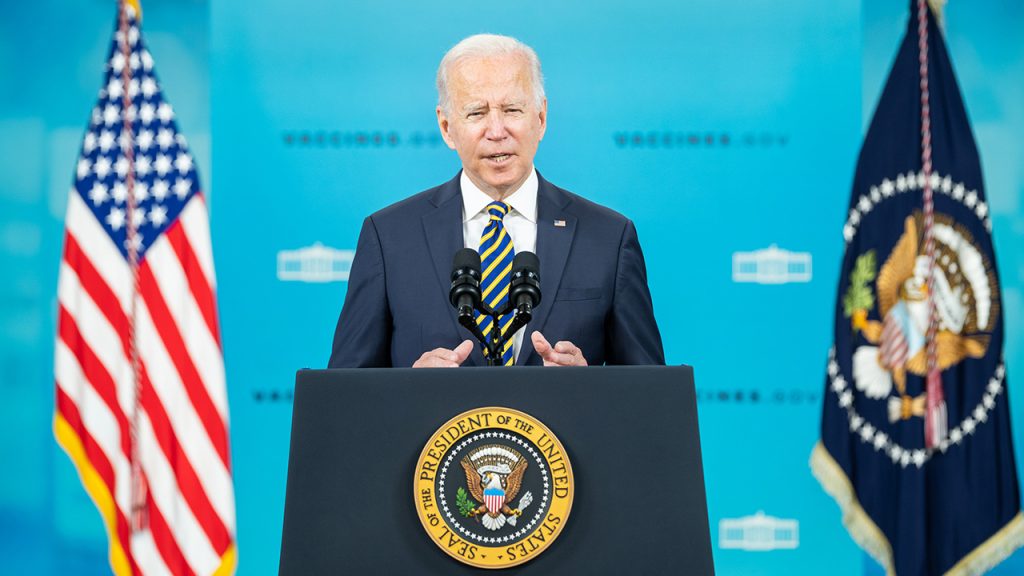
[{"x1": 467, "y1": 112, "x2": 483, "y2": 118}]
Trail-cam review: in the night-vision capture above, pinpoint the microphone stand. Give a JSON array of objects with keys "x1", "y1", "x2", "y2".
[
  {"x1": 466, "y1": 300, "x2": 532, "y2": 367},
  {"x1": 456, "y1": 310, "x2": 500, "y2": 366}
]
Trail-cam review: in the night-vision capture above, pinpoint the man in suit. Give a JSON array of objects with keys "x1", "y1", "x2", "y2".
[{"x1": 328, "y1": 34, "x2": 663, "y2": 368}]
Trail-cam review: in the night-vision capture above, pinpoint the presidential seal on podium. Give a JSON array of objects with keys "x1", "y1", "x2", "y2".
[{"x1": 414, "y1": 407, "x2": 574, "y2": 569}]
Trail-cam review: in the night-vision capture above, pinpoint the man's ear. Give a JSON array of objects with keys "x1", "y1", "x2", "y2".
[
  {"x1": 437, "y1": 106, "x2": 456, "y2": 150},
  {"x1": 537, "y1": 98, "x2": 548, "y2": 141}
]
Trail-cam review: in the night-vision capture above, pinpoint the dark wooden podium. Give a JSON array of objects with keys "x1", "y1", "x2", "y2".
[{"x1": 279, "y1": 366, "x2": 714, "y2": 575}]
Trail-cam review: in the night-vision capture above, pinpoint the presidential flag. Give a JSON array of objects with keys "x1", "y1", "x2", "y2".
[
  {"x1": 811, "y1": 1, "x2": 1023, "y2": 574},
  {"x1": 54, "y1": 2, "x2": 237, "y2": 574}
]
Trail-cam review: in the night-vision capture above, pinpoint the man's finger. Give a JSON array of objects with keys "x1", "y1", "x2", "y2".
[
  {"x1": 539, "y1": 340, "x2": 573, "y2": 364},
  {"x1": 452, "y1": 339, "x2": 474, "y2": 363},
  {"x1": 553, "y1": 341, "x2": 578, "y2": 355},
  {"x1": 413, "y1": 355, "x2": 458, "y2": 368},
  {"x1": 533, "y1": 333, "x2": 570, "y2": 364},
  {"x1": 531, "y1": 331, "x2": 551, "y2": 354},
  {"x1": 432, "y1": 347, "x2": 459, "y2": 362},
  {"x1": 543, "y1": 350, "x2": 576, "y2": 365},
  {"x1": 413, "y1": 346, "x2": 465, "y2": 368},
  {"x1": 532, "y1": 332, "x2": 587, "y2": 366}
]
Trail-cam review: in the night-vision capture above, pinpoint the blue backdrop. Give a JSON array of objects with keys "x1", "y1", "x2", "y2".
[{"x1": 1, "y1": 1, "x2": 1021, "y2": 574}]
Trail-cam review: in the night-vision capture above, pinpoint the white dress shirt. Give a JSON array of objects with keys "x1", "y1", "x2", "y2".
[{"x1": 461, "y1": 168, "x2": 538, "y2": 363}]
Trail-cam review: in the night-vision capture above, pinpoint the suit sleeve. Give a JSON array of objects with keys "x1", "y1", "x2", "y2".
[
  {"x1": 327, "y1": 216, "x2": 393, "y2": 368},
  {"x1": 605, "y1": 220, "x2": 665, "y2": 365}
]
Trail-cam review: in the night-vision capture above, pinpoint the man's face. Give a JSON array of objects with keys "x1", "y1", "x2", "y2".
[{"x1": 437, "y1": 54, "x2": 547, "y2": 200}]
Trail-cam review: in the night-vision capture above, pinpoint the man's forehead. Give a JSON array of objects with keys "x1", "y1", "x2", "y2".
[
  {"x1": 449, "y1": 53, "x2": 531, "y2": 86},
  {"x1": 449, "y1": 56, "x2": 533, "y2": 109}
]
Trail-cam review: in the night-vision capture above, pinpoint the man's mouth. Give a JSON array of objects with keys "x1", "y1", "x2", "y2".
[{"x1": 485, "y1": 153, "x2": 514, "y2": 163}]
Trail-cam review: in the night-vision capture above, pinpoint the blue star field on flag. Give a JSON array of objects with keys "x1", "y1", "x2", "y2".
[{"x1": 74, "y1": 10, "x2": 200, "y2": 263}]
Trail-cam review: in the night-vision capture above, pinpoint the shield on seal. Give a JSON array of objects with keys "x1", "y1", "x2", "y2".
[{"x1": 484, "y1": 486, "x2": 504, "y2": 515}]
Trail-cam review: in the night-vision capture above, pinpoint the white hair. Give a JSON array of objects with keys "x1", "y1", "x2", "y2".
[{"x1": 436, "y1": 34, "x2": 545, "y2": 115}]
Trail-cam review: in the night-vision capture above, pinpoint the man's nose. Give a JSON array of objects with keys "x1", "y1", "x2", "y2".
[{"x1": 484, "y1": 111, "x2": 508, "y2": 140}]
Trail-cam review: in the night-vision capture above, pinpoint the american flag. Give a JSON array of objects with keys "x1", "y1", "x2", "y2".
[{"x1": 54, "y1": 3, "x2": 236, "y2": 575}]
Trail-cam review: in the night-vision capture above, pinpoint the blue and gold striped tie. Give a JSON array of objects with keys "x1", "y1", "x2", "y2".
[{"x1": 476, "y1": 201, "x2": 516, "y2": 365}]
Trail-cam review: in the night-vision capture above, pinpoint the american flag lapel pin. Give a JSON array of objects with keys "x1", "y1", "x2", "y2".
[{"x1": 554, "y1": 219, "x2": 566, "y2": 227}]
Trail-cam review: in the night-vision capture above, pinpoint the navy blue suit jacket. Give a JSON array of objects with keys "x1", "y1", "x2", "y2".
[{"x1": 328, "y1": 172, "x2": 664, "y2": 367}]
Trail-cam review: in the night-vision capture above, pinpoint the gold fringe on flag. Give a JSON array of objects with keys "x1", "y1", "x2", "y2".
[{"x1": 810, "y1": 442, "x2": 1024, "y2": 576}]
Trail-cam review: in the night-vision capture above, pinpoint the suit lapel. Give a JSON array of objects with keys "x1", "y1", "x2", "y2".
[
  {"x1": 519, "y1": 174, "x2": 576, "y2": 366},
  {"x1": 421, "y1": 174, "x2": 481, "y2": 366}
]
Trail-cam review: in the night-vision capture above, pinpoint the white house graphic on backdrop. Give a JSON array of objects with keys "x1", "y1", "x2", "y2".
[
  {"x1": 732, "y1": 245, "x2": 812, "y2": 284},
  {"x1": 719, "y1": 511, "x2": 799, "y2": 551},
  {"x1": 276, "y1": 242, "x2": 354, "y2": 283}
]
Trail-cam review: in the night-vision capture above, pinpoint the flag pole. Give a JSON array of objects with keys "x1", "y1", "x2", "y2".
[
  {"x1": 917, "y1": 0, "x2": 947, "y2": 449},
  {"x1": 118, "y1": 0, "x2": 148, "y2": 533}
]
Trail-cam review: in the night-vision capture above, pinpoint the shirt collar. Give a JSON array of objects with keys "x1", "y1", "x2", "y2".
[{"x1": 461, "y1": 168, "x2": 538, "y2": 224}]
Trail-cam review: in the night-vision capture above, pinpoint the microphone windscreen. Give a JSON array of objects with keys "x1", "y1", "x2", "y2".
[
  {"x1": 512, "y1": 251, "x2": 540, "y2": 275},
  {"x1": 452, "y1": 248, "x2": 482, "y2": 272}
]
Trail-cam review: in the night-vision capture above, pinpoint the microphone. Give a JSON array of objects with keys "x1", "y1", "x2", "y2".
[
  {"x1": 509, "y1": 251, "x2": 541, "y2": 317},
  {"x1": 449, "y1": 248, "x2": 541, "y2": 367},
  {"x1": 449, "y1": 248, "x2": 482, "y2": 317},
  {"x1": 450, "y1": 248, "x2": 495, "y2": 364}
]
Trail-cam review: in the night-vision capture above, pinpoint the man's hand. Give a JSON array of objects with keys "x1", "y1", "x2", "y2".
[
  {"x1": 412, "y1": 339, "x2": 474, "y2": 368},
  {"x1": 531, "y1": 331, "x2": 588, "y2": 366}
]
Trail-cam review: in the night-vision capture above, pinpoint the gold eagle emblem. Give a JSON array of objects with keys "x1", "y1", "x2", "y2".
[
  {"x1": 460, "y1": 444, "x2": 528, "y2": 531},
  {"x1": 848, "y1": 213, "x2": 996, "y2": 421}
]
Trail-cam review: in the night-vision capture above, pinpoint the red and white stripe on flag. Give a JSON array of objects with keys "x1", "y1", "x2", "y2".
[{"x1": 54, "y1": 3, "x2": 236, "y2": 575}]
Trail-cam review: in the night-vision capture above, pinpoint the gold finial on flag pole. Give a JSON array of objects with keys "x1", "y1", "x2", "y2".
[{"x1": 123, "y1": 0, "x2": 142, "y2": 22}]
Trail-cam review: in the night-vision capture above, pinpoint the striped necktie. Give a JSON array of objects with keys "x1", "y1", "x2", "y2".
[{"x1": 476, "y1": 201, "x2": 516, "y2": 365}]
